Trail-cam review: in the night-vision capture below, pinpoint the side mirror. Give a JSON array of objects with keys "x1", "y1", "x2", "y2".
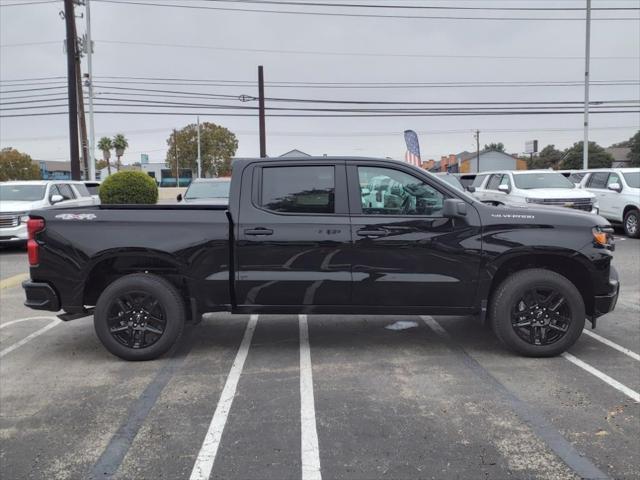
[
  {"x1": 467, "y1": 186, "x2": 476, "y2": 193},
  {"x1": 176, "y1": 193, "x2": 183, "y2": 202},
  {"x1": 498, "y1": 184, "x2": 510, "y2": 194},
  {"x1": 50, "y1": 194, "x2": 64, "y2": 204},
  {"x1": 607, "y1": 183, "x2": 622, "y2": 193},
  {"x1": 442, "y1": 198, "x2": 467, "y2": 218}
]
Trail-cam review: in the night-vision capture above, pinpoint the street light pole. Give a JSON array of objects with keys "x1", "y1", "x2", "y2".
[
  {"x1": 86, "y1": 0, "x2": 96, "y2": 181},
  {"x1": 64, "y1": 0, "x2": 81, "y2": 181},
  {"x1": 197, "y1": 116, "x2": 202, "y2": 178},
  {"x1": 583, "y1": 0, "x2": 592, "y2": 169}
]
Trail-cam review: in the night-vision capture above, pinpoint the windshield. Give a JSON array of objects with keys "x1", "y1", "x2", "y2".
[
  {"x1": 437, "y1": 175, "x2": 464, "y2": 191},
  {"x1": 623, "y1": 172, "x2": 640, "y2": 188},
  {"x1": 185, "y1": 180, "x2": 230, "y2": 199},
  {"x1": 513, "y1": 172, "x2": 575, "y2": 189},
  {"x1": 0, "y1": 184, "x2": 46, "y2": 201}
]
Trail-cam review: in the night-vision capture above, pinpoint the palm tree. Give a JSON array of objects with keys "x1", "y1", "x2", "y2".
[
  {"x1": 112, "y1": 134, "x2": 129, "y2": 172},
  {"x1": 97, "y1": 137, "x2": 113, "y2": 175}
]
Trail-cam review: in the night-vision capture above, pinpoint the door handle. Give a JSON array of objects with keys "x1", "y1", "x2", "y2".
[
  {"x1": 357, "y1": 228, "x2": 387, "y2": 238},
  {"x1": 244, "y1": 227, "x2": 274, "y2": 236}
]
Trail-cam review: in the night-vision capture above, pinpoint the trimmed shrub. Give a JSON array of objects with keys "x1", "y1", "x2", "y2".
[{"x1": 99, "y1": 171, "x2": 158, "y2": 204}]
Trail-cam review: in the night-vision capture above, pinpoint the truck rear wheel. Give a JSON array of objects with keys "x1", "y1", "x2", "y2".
[
  {"x1": 489, "y1": 268, "x2": 585, "y2": 357},
  {"x1": 94, "y1": 273, "x2": 185, "y2": 361}
]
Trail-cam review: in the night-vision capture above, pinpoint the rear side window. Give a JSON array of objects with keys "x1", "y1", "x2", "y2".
[
  {"x1": 261, "y1": 166, "x2": 335, "y2": 214},
  {"x1": 588, "y1": 172, "x2": 609, "y2": 189},
  {"x1": 568, "y1": 172, "x2": 586, "y2": 184},
  {"x1": 74, "y1": 184, "x2": 91, "y2": 197},
  {"x1": 470, "y1": 174, "x2": 486, "y2": 188}
]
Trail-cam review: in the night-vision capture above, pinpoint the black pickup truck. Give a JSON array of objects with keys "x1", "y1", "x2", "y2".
[{"x1": 22, "y1": 157, "x2": 619, "y2": 360}]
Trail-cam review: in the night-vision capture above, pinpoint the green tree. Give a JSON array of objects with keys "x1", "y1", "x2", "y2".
[
  {"x1": 626, "y1": 130, "x2": 639, "y2": 167},
  {"x1": 484, "y1": 142, "x2": 505, "y2": 152},
  {"x1": 166, "y1": 122, "x2": 238, "y2": 177},
  {"x1": 528, "y1": 144, "x2": 564, "y2": 169},
  {"x1": 560, "y1": 141, "x2": 614, "y2": 169},
  {"x1": 112, "y1": 134, "x2": 129, "y2": 172},
  {"x1": 0, "y1": 148, "x2": 40, "y2": 181},
  {"x1": 98, "y1": 137, "x2": 113, "y2": 175}
]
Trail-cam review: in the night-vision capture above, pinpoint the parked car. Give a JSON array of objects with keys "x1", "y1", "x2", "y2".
[
  {"x1": 578, "y1": 168, "x2": 640, "y2": 238},
  {"x1": 23, "y1": 157, "x2": 618, "y2": 361},
  {"x1": 83, "y1": 181, "x2": 101, "y2": 202},
  {"x1": 435, "y1": 172, "x2": 465, "y2": 191},
  {"x1": 0, "y1": 180, "x2": 96, "y2": 245},
  {"x1": 177, "y1": 178, "x2": 231, "y2": 205},
  {"x1": 557, "y1": 170, "x2": 588, "y2": 187},
  {"x1": 469, "y1": 170, "x2": 598, "y2": 214}
]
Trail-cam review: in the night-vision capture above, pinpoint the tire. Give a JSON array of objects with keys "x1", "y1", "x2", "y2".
[
  {"x1": 94, "y1": 273, "x2": 185, "y2": 361},
  {"x1": 489, "y1": 268, "x2": 585, "y2": 357},
  {"x1": 623, "y1": 209, "x2": 640, "y2": 238}
]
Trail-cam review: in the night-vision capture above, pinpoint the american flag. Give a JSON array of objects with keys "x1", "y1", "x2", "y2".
[{"x1": 404, "y1": 130, "x2": 421, "y2": 167}]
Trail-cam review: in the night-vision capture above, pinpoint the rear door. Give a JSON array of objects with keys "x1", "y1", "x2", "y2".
[
  {"x1": 347, "y1": 162, "x2": 481, "y2": 309},
  {"x1": 235, "y1": 161, "x2": 352, "y2": 307}
]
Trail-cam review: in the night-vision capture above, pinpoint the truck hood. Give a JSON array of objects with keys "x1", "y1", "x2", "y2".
[
  {"x1": 481, "y1": 203, "x2": 610, "y2": 228},
  {"x1": 519, "y1": 188, "x2": 595, "y2": 200},
  {"x1": 0, "y1": 201, "x2": 40, "y2": 213}
]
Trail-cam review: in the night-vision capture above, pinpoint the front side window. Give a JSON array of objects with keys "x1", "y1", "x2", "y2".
[
  {"x1": 606, "y1": 173, "x2": 621, "y2": 188},
  {"x1": 261, "y1": 166, "x2": 335, "y2": 214},
  {"x1": 57, "y1": 184, "x2": 75, "y2": 200},
  {"x1": 486, "y1": 174, "x2": 503, "y2": 190},
  {"x1": 358, "y1": 166, "x2": 445, "y2": 216},
  {"x1": 588, "y1": 172, "x2": 609, "y2": 189}
]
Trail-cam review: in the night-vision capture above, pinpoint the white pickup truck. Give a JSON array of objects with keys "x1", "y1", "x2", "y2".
[
  {"x1": 578, "y1": 168, "x2": 640, "y2": 238},
  {"x1": 469, "y1": 170, "x2": 598, "y2": 214}
]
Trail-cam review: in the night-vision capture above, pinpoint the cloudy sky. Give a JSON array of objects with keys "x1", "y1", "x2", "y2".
[{"x1": 1, "y1": 0, "x2": 638, "y2": 166}]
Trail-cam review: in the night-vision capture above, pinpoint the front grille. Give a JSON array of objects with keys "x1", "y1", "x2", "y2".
[
  {"x1": 0, "y1": 213, "x2": 20, "y2": 228},
  {"x1": 535, "y1": 198, "x2": 593, "y2": 211}
]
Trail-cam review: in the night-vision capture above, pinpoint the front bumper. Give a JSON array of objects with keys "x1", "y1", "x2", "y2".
[
  {"x1": 0, "y1": 223, "x2": 27, "y2": 243},
  {"x1": 23, "y1": 280, "x2": 60, "y2": 311},
  {"x1": 592, "y1": 266, "x2": 619, "y2": 320}
]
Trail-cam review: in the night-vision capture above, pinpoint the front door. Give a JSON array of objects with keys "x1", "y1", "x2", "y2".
[
  {"x1": 235, "y1": 161, "x2": 352, "y2": 307},
  {"x1": 348, "y1": 163, "x2": 482, "y2": 308}
]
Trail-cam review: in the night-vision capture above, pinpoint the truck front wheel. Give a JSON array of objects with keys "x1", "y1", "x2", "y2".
[
  {"x1": 489, "y1": 269, "x2": 585, "y2": 357},
  {"x1": 94, "y1": 273, "x2": 185, "y2": 361}
]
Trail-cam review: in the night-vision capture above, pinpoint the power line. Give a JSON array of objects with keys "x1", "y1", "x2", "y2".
[
  {"x1": 91, "y1": 0, "x2": 640, "y2": 20},
  {"x1": 0, "y1": 0, "x2": 59, "y2": 7}
]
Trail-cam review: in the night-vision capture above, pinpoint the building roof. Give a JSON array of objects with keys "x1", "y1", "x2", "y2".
[
  {"x1": 33, "y1": 160, "x2": 71, "y2": 171},
  {"x1": 279, "y1": 149, "x2": 311, "y2": 157}
]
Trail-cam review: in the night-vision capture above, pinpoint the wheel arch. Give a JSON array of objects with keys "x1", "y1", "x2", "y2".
[
  {"x1": 623, "y1": 204, "x2": 639, "y2": 218},
  {"x1": 484, "y1": 252, "x2": 595, "y2": 317}
]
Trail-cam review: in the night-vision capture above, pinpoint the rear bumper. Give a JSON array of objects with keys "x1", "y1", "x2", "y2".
[
  {"x1": 592, "y1": 266, "x2": 619, "y2": 319},
  {"x1": 22, "y1": 280, "x2": 60, "y2": 311}
]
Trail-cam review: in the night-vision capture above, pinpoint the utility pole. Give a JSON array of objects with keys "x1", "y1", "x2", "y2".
[
  {"x1": 258, "y1": 65, "x2": 266, "y2": 158},
  {"x1": 197, "y1": 116, "x2": 202, "y2": 178},
  {"x1": 583, "y1": 0, "x2": 592, "y2": 169},
  {"x1": 174, "y1": 128, "x2": 179, "y2": 186},
  {"x1": 474, "y1": 130, "x2": 480, "y2": 173},
  {"x1": 85, "y1": 0, "x2": 96, "y2": 181},
  {"x1": 64, "y1": 0, "x2": 81, "y2": 180}
]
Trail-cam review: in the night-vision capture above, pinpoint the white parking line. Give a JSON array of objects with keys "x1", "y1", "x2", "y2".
[
  {"x1": 0, "y1": 318, "x2": 61, "y2": 358},
  {"x1": 189, "y1": 314, "x2": 258, "y2": 480},
  {"x1": 582, "y1": 329, "x2": 640, "y2": 362},
  {"x1": 0, "y1": 316, "x2": 59, "y2": 329},
  {"x1": 562, "y1": 353, "x2": 640, "y2": 402},
  {"x1": 299, "y1": 314, "x2": 322, "y2": 480}
]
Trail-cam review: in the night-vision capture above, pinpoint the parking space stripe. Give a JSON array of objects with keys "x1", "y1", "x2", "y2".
[
  {"x1": 582, "y1": 329, "x2": 640, "y2": 361},
  {"x1": 0, "y1": 318, "x2": 60, "y2": 358},
  {"x1": 189, "y1": 314, "x2": 258, "y2": 480},
  {"x1": 0, "y1": 316, "x2": 59, "y2": 329},
  {"x1": 562, "y1": 352, "x2": 640, "y2": 402},
  {"x1": 299, "y1": 314, "x2": 322, "y2": 480},
  {"x1": 421, "y1": 316, "x2": 611, "y2": 480},
  {"x1": 0, "y1": 273, "x2": 28, "y2": 290},
  {"x1": 90, "y1": 328, "x2": 197, "y2": 480}
]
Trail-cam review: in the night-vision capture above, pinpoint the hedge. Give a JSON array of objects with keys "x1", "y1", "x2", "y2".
[{"x1": 99, "y1": 171, "x2": 158, "y2": 204}]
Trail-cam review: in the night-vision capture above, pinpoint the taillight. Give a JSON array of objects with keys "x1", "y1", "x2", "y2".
[{"x1": 27, "y1": 218, "x2": 45, "y2": 266}]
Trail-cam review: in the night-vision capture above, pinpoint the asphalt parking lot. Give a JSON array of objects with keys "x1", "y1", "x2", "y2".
[{"x1": 1, "y1": 237, "x2": 638, "y2": 480}]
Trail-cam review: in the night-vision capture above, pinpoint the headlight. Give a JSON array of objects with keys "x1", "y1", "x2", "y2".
[{"x1": 19, "y1": 214, "x2": 29, "y2": 223}]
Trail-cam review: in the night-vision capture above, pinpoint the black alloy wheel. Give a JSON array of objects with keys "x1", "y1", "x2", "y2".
[
  {"x1": 511, "y1": 288, "x2": 571, "y2": 346},
  {"x1": 107, "y1": 291, "x2": 166, "y2": 349}
]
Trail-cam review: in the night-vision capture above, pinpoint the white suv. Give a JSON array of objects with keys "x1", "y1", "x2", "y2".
[
  {"x1": 469, "y1": 170, "x2": 598, "y2": 214},
  {"x1": 0, "y1": 180, "x2": 97, "y2": 245},
  {"x1": 578, "y1": 168, "x2": 640, "y2": 238}
]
